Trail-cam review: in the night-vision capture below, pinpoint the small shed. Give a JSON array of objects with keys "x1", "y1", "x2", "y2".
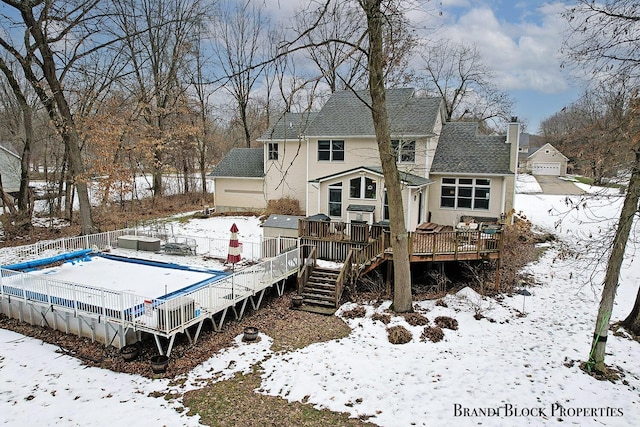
[
  {"x1": 261, "y1": 214, "x2": 303, "y2": 239},
  {"x1": 526, "y1": 143, "x2": 568, "y2": 176}
]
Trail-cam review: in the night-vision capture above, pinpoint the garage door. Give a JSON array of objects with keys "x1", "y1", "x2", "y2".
[{"x1": 532, "y1": 162, "x2": 561, "y2": 176}]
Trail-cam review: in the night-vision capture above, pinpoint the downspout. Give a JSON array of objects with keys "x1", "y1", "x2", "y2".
[
  {"x1": 317, "y1": 182, "x2": 321, "y2": 216},
  {"x1": 407, "y1": 187, "x2": 413, "y2": 231},
  {"x1": 425, "y1": 137, "x2": 430, "y2": 179},
  {"x1": 305, "y1": 137, "x2": 310, "y2": 215},
  {"x1": 501, "y1": 178, "x2": 506, "y2": 214}
]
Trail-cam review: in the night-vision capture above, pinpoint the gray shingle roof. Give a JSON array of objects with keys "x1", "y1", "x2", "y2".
[
  {"x1": 311, "y1": 165, "x2": 433, "y2": 187},
  {"x1": 258, "y1": 112, "x2": 317, "y2": 141},
  {"x1": 210, "y1": 148, "x2": 264, "y2": 178},
  {"x1": 261, "y1": 214, "x2": 302, "y2": 229},
  {"x1": 430, "y1": 122, "x2": 511, "y2": 175},
  {"x1": 279, "y1": 88, "x2": 443, "y2": 138}
]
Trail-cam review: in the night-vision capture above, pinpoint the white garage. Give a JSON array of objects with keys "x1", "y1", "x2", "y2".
[
  {"x1": 532, "y1": 162, "x2": 561, "y2": 176},
  {"x1": 526, "y1": 143, "x2": 568, "y2": 176}
]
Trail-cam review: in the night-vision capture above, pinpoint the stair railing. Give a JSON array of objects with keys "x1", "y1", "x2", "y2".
[
  {"x1": 335, "y1": 249, "x2": 356, "y2": 307},
  {"x1": 353, "y1": 234, "x2": 386, "y2": 275},
  {"x1": 297, "y1": 244, "x2": 317, "y2": 294}
]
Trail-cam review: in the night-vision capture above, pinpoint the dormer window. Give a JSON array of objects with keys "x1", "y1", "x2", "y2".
[{"x1": 391, "y1": 139, "x2": 415, "y2": 163}]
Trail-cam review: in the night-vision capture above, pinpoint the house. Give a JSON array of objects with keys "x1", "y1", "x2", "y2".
[
  {"x1": 212, "y1": 88, "x2": 520, "y2": 230},
  {"x1": 525, "y1": 142, "x2": 569, "y2": 176},
  {"x1": 0, "y1": 143, "x2": 21, "y2": 195}
]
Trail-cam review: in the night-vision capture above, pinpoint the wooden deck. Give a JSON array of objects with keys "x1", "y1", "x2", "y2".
[{"x1": 298, "y1": 219, "x2": 502, "y2": 264}]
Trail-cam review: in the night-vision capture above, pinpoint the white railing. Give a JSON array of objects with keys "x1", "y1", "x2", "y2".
[
  {"x1": 0, "y1": 247, "x2": 300, "y2": 335},
  {"x1": 0, "y1": 228, "x2": 136, "y2": 266},
  {"x1": 0, "y1": 227, "x2": 298, "y2": 266}
]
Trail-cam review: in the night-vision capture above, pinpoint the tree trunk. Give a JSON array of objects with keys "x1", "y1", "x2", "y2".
[
  {"x1": 200, "y1": 158, "x2": 207, "y2": 196},
  {"x1": 152, "y1": 147, "x2": 163, "y2": 198},
  {"x1": 199, "y1": 136, "x2": 208, "y2": 196},
  {"x1": 362, "y1": 0, "x2": 412, "y2": 312},
  {"x1": 56, "y1": 150, "x2": 68, "y2": 216},
  {"x1": 18, "y1": 105, "x2": 33, "y2": 213},
  {"x1": 622, "y1": 290, "x2": 640, "y2": 335},
  {"x1": 241, "y1": 100, "x2": 252, "y2": 148},
  {"x1": 183, "y1": 158, "x2": 189, "y2": 194},
  {"x1": 21, "y1": 7, "x2": 95, "y2": 234},
  {"x1": 589, "y1": 147, "x2": 640, "y2": 373},
  {"x1": 64, "y1": 173, "x2": 74, "y2": 222}
]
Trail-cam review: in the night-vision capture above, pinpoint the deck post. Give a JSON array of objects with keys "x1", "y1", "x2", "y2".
[
  {"x1": 238, "y1": 298, "x2": 249, "y2": 319},
  {"x1": 166, "y1": 335, "x2": 176, "y2": 357},
  {"x1": 192, "y1": 318, "x2": 205, "y2": 344},
  {"x1": 153, "y1": 334, "x2": 164, "y2": 355}
]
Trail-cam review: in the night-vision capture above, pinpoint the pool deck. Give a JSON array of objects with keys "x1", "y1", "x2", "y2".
[{"x1": 1, "y1": 248, "x2": 300, "y2": 356}]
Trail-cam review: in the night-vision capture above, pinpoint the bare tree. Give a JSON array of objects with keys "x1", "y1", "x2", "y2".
[
  {"x1": 0, "y1": 0, "x2": 108, "y2": 234},
  {"x1": 294, "y1": 1, "x2": 368, "y2": 92},
  {"x1": 541, "y1": 79, "x2": 634, "y2": 184},
  {"x1": 114, "y1": 0, "x2": 206, "y2": 197},
  {"x1": 210, "y1": 0, "x2": 269, "y2": 148},
  {"x1": 187, "y1": 33, "x2": 218, "y2": 197},
  {"x1": 588, "y1": 100, "x2": 640, "y2": 373},
  {"x1": 417, "y1": 39, "x2": 513, "y2": 127},
  {"x1": 563, "y1": 0, "x2": 640, "y2": 80},
  {"x1": 563, "y1": 0, "x2": 640, "y2": 374},
  {"x1": 359, "y1": 0, "x2": 412, "y2": 312},
  {"x1": 294, "y1": 0, "x2": 415, "y2": 94}
]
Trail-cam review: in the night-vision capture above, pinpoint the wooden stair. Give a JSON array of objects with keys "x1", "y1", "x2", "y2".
[{"x1": 297, "y1": 267, "x2": 340, "y2": 314}]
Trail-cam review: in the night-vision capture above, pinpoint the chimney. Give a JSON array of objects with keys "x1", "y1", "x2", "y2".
[
  {"x1": 507, "y1": 117, "x2": 520, "y2": 173},
  {"x1": 503, "y1": 117, "x2": 521, "y2": 225}
]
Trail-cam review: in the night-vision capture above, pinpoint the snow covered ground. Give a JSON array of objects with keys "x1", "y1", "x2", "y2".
[{"x1": 1, "y1": 175, "x2": 639, "y2": 426}]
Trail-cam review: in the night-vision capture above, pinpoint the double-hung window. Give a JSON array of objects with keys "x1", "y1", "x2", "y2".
[
  {"x1": 440, "y1": 178, "x2": 491, "y2": 210},
  {"x1": 268, "y1": 143, "x2": 278, "y2": 160},
  {"x1": 318, "y1": 140, "x2": 345, "y2": 161},
  {"x1": 391, "y1": 139, "x2": 416, "y2": 163},
  {"x1": 349, "y1": 176, "x2": 376, "y2": 199}
]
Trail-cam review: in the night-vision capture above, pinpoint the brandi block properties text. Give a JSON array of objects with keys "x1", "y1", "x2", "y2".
[{"x1": 453, "y1": 403, "x2": 624, "y2": 419}]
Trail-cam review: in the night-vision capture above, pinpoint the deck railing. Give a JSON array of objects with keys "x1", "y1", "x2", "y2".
[
  {"x1": 298, "y1": 219, "x2": 387, "y2": 243},
  {"x1": 0, "y1": 228, "x2": 298, "y2": 266},
  {"x1": 409, "y1": 229, "x2": 502, "y2": 257},
  {"x1": 298, "y1": 220, "x2": 501, "y2": 260}
]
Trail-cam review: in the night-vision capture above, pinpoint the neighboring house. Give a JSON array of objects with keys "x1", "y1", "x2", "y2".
[
  {"x1": 526, "y1": 143, "x2": 568, "y2": 176},
  {"x1": 209, "y1": 147, "x2": 266, "y2": 212},
  {"x1": 0, "y1": 143, "x2": 21, "y2": 195},
  {"x1": 212, "y1": 88, "x2": 520, "y2": 230}
]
